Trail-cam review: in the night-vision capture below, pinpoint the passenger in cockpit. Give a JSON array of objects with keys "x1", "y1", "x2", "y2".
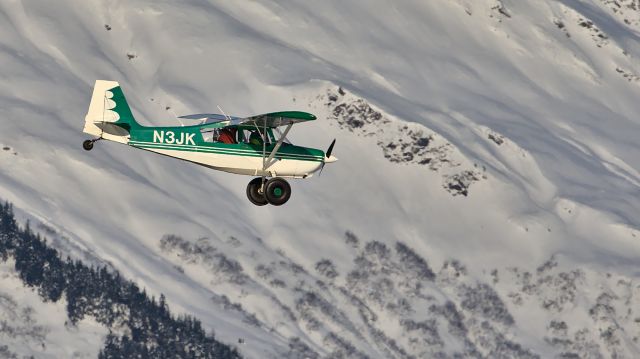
[{"x1": 218, "y1": 128, "x2": 236, "y2": 144}]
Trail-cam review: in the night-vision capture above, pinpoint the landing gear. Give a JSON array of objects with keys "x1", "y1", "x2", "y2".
[
  {"x1": 246, "y1": 178, "x2": 268, "y2": 206},
  {"x1": 83, "y1": 140, "x2": 94, "y2": 151},
  {"x1": 246, "y1": 177, "x2": 291, "y2": 206},
  {"x1": 83, "y1": 138, "x2": 102, "y2": 151},
  {"x1": 264, "y1": 178, "x2": 291, "y2": 206}
]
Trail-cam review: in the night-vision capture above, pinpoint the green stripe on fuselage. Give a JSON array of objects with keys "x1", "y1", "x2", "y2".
[
  {"x1": 130, "y1": 141, "x2": 324, "y2": 162},
  {"x1": 128, "y1": 127, "x2": 324, "y2": 162}
]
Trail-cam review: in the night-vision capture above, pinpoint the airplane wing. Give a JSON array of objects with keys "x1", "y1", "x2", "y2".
[
  {"x1": 240, "y1": 111, "x2": 317, "y2": 128},
  {"x1": 179, "y1": 113, "x2": 243, "y2": 124},
  {"x1": 180, "y1": 111, "x2": 316, "y2": 129}
]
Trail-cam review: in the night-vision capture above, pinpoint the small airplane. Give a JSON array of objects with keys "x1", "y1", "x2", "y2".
[{"x1": 82, "y1": 80, "x2": 337, "y2": 206}]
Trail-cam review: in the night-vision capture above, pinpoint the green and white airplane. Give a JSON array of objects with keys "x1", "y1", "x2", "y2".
[{"x1": 82, "y1": 80, "x2": 337, "y2": 206}]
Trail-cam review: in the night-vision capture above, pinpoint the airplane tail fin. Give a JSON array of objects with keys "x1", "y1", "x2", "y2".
[{"x1": 83, "y1": 80, "x2": 142, "y2": 143}]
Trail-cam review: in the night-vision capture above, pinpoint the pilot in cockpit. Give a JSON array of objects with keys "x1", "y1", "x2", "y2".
[{"x1": 249, "y1": 130, "x2": 264, "y2": 146}]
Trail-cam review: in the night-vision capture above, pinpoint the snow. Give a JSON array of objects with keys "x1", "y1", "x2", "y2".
[
  {"x1": 0, "y1": 0, "x2": 639, "y2": 357},
  {"x1": 0, "y1": 260, "x2": 107, "y2": 358}
]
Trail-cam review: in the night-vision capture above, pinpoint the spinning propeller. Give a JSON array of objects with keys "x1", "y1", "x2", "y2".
[
  {"x1": 320, "y1": 139, "x2": 337, "y2": 175},
  {"x1": 326, "y1": 139, "x2": 336, "y2": 159}
]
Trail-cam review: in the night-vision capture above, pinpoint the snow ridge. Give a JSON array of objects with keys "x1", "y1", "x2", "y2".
[{"x1": 0, "y1": 0, "x2": 639, "y2": 357}]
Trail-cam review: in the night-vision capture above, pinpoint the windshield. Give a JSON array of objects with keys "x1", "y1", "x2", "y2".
[{"x1": 273, "y1": 127, "x2": 291, "y2": 145}]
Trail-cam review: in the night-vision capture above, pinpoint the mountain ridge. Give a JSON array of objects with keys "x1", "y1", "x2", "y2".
[{"x1": 0, "y1": 0, "x2": 639, "y2": 357}]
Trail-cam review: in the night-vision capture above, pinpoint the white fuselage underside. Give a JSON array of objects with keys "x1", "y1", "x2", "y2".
[{"x1": 137, "y1": 146, "x2": 322, "y2": 178}]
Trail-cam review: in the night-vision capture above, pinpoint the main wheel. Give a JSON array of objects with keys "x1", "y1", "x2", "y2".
[
  {"x1": 83, "y1": 140, "x2": 94, "y2": 151},
  {"x1": 246, "y1": 178, "x2": 268, "y2": 206},
  {"x1": 265, "y1": 178, "x2": 291, "y2": 206}
]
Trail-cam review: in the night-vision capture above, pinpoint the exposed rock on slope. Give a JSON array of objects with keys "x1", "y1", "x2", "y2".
[{"x1": 320, "y1": 86, "x2": 485, "y2": 196}]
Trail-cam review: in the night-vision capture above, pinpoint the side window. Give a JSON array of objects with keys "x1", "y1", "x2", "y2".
[
  {"x1": 243, "y1": 129, "x2": 272, "y2": 145},
  {"x1": 218, "y1": 128, "x2": 237, "y2": 144},
  {"x1": 200, "y1": 128, "x2": 219, "y2": 143},
  {"x1": 239, "y1": 130, "x2": 249, "y2": 143},
  {"x1": 273, "y1": 127, "x2": 291, "y2": 145}
]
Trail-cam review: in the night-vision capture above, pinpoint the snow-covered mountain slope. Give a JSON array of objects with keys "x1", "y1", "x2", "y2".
[
  {"x1": 0, "y1": 0, "x2": 639, "y2": 357},
  {"x1": 0, "y1": 260, "x2": 107, "y2": 358}
]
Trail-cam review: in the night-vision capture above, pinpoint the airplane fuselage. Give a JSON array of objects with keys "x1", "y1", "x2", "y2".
[
  {"x1": 83, "y1": 80, "x2": 336, "y2": 206},
  {"x1": 127, "y1": 126, "x2": 325, "y2": 178}
]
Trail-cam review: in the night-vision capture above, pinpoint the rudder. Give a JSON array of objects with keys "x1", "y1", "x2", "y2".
[{"x1": 83, "y1": 80, "x2": 141, "y2": 143}]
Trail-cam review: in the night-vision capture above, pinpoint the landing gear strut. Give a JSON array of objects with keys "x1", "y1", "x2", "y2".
[
  {"x1": 246, "y1": 177, "x2": 291, "y2": 206},
  {"x1": 82, "y1": 138, "x2": 102, "y2": 151}
]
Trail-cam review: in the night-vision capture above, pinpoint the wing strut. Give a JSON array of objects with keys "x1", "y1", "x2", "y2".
[
  {"x1": 252, "y1": 119, "x2": 293, "y2": 184},
  {"x1": 261, "y1": 118, "x2": 267, "y2": 172},
  {"x1": 263, "y1": 123, "x2": 293, "y2": 171}
]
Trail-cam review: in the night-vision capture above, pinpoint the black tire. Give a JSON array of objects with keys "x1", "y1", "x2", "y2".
[
  {"x1": 246, "y1": 178, "x2": 268, "y2": 206},
  {"x1": 83, "y1": 140, "x2": 94, "y2": 151},
  {"x1": 265, "y1": 178, "x2": 291, "y2": 206}
]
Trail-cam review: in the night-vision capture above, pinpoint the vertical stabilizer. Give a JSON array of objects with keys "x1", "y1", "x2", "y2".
[{"x1": 83, "y1": 80, "x2": 140, "y2": 143}]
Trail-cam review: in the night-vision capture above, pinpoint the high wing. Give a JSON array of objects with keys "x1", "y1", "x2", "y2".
[
  {"x1": 178, "y1": 111, "x2": 316, "y2": 129},
  {"x1": 178, "y1": 113, "x2": 243, "y2": 124},
  {"x1": 240, "y1": 111, "x2": 316, "y2": 128}
]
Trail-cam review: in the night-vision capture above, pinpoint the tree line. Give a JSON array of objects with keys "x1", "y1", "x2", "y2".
[{"x1": 0, "y1": 202, "x2": 240, "y2": 358}]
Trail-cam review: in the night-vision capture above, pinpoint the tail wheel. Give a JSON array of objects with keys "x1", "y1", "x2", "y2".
[
  {"x1": 83, "y1": 140, "x2": 94, "y2": 151},
  {"x1": 246, "y1": 178, "x2": 268, "y2": 206},
  {"x1": 265, "y1": 178, "x2": 291, "y2": 206}
]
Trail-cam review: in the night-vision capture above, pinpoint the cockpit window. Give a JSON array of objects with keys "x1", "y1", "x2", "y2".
[
  {"x1": 200, "y1": 128, "x2": 237, "y2": 144},
  {"x1": 238, "y1": 129, "x2": 272, "y2": 145},
  {"x1": 218, "y1": 128, "x2": 236, "y2": 144},
  {"x1": 273, "y1": 127, "x2": 291, "y2": 145},
  {"x1": 200, "y1": 128, "x2": 218, "y2": 143},
  {"x1": 249, "y1": 130, "x2": 263, "y2": 145}
]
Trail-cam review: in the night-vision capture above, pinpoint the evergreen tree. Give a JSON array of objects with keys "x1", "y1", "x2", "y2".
[
  {"x1": 0, "y1": 202, "x2": 17, "y2": 258},
  {"x1": 0, "y1": 200, "x2": 241, "y2": 358}
]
